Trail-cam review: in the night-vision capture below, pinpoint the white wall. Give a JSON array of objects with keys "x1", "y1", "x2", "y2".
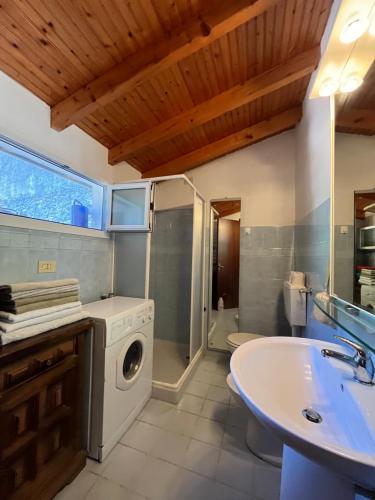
[
  {"x1": 295, "y1": 95, "x2": 333, "y2": 221},
  {"x1": 335, "y1": 132, "x2": 375, "y2": 225},
  {"x1": 154, "y1": 178, "x2": 194, "y2": 211},
  {"x1": 0, "y1": 70, "x2": 135, "y2": 185},
  {"x1": 187, "y1": 130, "x2": 296, "y2": 227},
  {"x1": 114, "y1": 130, "x2": 296, "y2": 226}
]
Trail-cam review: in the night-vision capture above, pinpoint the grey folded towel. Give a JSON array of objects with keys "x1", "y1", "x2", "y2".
[
  {"x1": 0, "y1": 284, "x2": 80, "y2": 301},
  {"x1": 0, "y1": 290, "x2": 79, "y2": 307},
  {"x1": 0, "y1": 294, "x2": 80, "y2": 314},
  {"x1": 0, "y1": 278, "x2": 78, "y2": 294}
]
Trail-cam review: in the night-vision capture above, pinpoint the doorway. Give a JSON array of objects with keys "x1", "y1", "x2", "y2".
[{"x1": 208, "y1": 199, "x2": 241, "y2": 351}]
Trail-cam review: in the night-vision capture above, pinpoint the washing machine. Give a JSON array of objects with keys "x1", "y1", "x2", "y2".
[{"x1": 84, "y1": 296, "x2": 154, "y2": 462}]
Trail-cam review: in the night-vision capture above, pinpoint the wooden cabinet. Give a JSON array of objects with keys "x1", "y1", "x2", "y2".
[{"x1": 0, "y1": 319, "x2": 92, "y2": 500}]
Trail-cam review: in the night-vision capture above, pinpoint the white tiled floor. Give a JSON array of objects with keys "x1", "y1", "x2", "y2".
[{"x1": 55, "y1": 351, "x2": 281, "y2": 500}]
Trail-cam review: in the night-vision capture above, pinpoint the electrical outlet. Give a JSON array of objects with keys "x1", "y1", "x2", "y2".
[{"x1": 38, "y1": 260, "x2": 56, "y2": 273}]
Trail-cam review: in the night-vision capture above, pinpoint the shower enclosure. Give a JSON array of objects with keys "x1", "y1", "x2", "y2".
[{"x1": 112, "y1": 176, "x2": 205, "y2": 402}]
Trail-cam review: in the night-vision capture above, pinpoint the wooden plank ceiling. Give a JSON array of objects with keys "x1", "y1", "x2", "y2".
[
  {"x1": 212, "y1": 200, "x2": 241, "y2": 218},
  {"x1": 0, "y1": 0, "x2": 333, "y2": 176},
  {"x1": 336, "y1": 60, "x2": 375, "y2": 136}
]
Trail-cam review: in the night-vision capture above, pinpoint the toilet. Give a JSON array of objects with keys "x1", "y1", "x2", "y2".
[
  {"x1": 226, "y1": 332, "x2": 264, "y2": 353},
  {"x1": 226, "y1": 271, "x2": 307, "y2": 466},
  {"x1": 227, "y1": 363, "x2": 283, "y2": 467}
]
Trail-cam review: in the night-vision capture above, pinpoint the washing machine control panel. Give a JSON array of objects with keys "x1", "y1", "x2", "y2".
[
  {"x1": 110, "y1": 314, "x2": 134, "y2": 344},
  {"x1": 108, "y1": 302, "x2": 154, "y2": 345}
]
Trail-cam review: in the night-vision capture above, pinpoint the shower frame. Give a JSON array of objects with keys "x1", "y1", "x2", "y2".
[{"x1": 110, "y1": 174, "x2": 206, "y2": 401}]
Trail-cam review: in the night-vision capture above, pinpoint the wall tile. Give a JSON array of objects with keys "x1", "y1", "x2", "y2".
[
  {"x1": 0, "y1": 225, "x2": 113, "y2": 304},
  {"x1": 239, "y1": 226, "x2": 294, "y2": 337}
]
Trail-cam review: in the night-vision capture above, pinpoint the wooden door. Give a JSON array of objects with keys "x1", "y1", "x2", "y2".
[{"x1": 217, "y1": 219, "x2": 240, "y2": 309}]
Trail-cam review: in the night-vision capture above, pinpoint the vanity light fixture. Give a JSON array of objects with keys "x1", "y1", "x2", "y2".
[
  {"x1": 339, "y1": 73, "x2": 364, "y2": 93},
  {"x1": 318, "y1": 77, "x2": 339, "y2": 97},
  {"x1": 339, "y1": 17, "x2": 369, "y2": 44}
]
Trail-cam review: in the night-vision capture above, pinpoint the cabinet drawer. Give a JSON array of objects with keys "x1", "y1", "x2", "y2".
[
  {"x1": 0, "y1": 396, "x2": 38, "y2": 452},
  {"x1": 0, "y1": 339, "x2": 76, "y2": 392}
]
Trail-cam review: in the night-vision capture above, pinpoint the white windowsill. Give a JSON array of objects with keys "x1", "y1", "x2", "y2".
[{"x1": 0, "y1": 213, "x2": 110, "y2": 239}]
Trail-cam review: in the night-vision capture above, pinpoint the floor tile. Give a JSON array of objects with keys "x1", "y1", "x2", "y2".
[
  {"x1": 167, "y1": 468, "x2": 218, "y2": 500},
  {"x1": 86, "y1": 458, "x2": 108, "y2": 475},
  {"x1": 192, "y1": 367, "x2": 215, "y2": 384},
  {"x1": 185, "y1": 380, "x2": 210, "y2": 398},
  {"x1": 210, "y1": 372, "x2": 228, "y2": 388},
  {"x1": 216, "y1": 449, "x2": 255, "y2": 495},
  {"x1": 183, "y1": 439, "x2": 220, "y2": 478},
  {"x1": 101, "y1": 444, "x2": 147, "y2": 489},
  {"x1": 210, "y1": 481, "x2": 251, "y2": 500},
  {"x1": 55, "y1": 470, "x2": 97, "y2": 500},
  {"x1": 198, "y1": 359, "x2": 219, "y2": 373},
  {"x1": 226, "y1": 405, "x2": 248, "y2": 429},
  {"x1": 252, "y1": 464, "x2": 282, "y2": 500},
  {"x1": 163, "y1": 409, "x2": 198, "y2": 437},
  {"x1": 132, "y1": 455, "x2": 180, "y2": 500},
  {"x1": 192, "y1": 416, "x2": 224, "y2": 447},
  {"x1": 85, "y1": 476, "x2": 146, "y2": 500},
  {"x1": 200, "y1": 399, "x2": 228, "y2": 423},
  {"x1": 151, "y1": 428, "x2": 190, "y2": 466},
  {"x1": 137, "y1": 399, "x2": 175, "y2": 427},
  {"x1": 120, "y1": 420, "x2": 164, "y2": 453},
  {"x1": 222, "y1": 424, "x2": 248, "y2": 454},
  {"x1": 206, "y1": 385, "x2": 230, "y2": 405},
  {"x1": 177, "y1": 394, "x2": 204, "y2": 415}
]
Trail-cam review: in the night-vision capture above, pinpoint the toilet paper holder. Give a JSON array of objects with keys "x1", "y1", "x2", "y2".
[{"x1": 299, "y1": 287, "x2": 312, "y2": 295}]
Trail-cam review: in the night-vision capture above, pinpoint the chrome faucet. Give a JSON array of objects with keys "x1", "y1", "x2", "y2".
[{"x1": 321, "y1": 336, "x2": 374, "y2": 385}]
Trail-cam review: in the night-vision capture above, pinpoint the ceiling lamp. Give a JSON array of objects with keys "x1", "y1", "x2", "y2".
[
  {"x1": 339, "y1": 74, "x2": 364, "y2": 93},
  {"x1": 339, "y1": 17, "x2": 369, "y2": 44},
  {"x1": 319, "y1": 78, "x2": 339, "y2": 97}
]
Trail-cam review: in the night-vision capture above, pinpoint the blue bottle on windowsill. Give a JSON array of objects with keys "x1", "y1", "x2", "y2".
[{"x1": 71, "y1": 200, "x2": 89, "y2": 228}]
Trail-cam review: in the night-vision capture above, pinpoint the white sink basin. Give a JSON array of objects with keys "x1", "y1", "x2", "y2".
[{"x1": 230, "y1": 337, "x2": 375, "y2": 490}]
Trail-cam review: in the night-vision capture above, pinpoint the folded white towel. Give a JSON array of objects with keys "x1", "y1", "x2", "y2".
[
  {"x1": 0, "y1": 311, "x2": 89, "y2": 345},
  {"x1": 0, "y1": 301, "x2": 82, "y2": 323},
  {"x1": 359, "y1": 278, "x2": 375, "y2": 286},
  {"x1": 0, "y1": 305, "x2": 82, "y2": 333}
]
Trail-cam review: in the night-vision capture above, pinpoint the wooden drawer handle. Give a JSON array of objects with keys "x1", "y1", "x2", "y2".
[
  {"x1": 33, "y1": 349, "x2": 64, "y2": 372},
  {"x1": 4, "y1": 366, "x2": 32, "y2": 388}
]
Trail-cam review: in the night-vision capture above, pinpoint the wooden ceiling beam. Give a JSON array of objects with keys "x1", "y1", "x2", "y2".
[
  {"x1": 336, "y1": 109, "x2": 375, "y2": 135},
  {"x1": 142, "y1": 107, "x2": 302, "y2": 178},
  {"x1": 51, "y1": 0, "x2": 280, "y2": 131},
  {"x1": 110, "y1": 47, "x2": 319, "y2": 165}
]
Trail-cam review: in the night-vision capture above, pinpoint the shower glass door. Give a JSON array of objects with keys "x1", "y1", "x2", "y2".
[{"x1": 190, "y1": 192, "x2": 205, "y2": 360}]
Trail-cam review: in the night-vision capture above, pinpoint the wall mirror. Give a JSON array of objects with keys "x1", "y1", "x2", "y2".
[{"x1": 333, "y1": 61, "x2": 375, "y2": 314}]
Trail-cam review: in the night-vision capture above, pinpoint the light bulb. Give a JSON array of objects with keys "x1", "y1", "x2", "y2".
[
  {"x1": 339, "y1": 74, "x2": 363, "y2": 93},
  {"x1": 319, "y1": 78, "x2": 339, "y2": 97},
  {"x1": 339, "y1": 17, "x2": 369, "y2": 44}
]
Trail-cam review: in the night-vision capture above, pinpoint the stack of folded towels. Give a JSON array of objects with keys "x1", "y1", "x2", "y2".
[
  {"x1": 358, "y1": 269, "x2": 375, "y2": 286},
  {"x1": 359, "y1": 269, "x2": 375, "y2": 309},
  {"x1": 0, "y1": 278, "x2": 88, "y2": 345}
]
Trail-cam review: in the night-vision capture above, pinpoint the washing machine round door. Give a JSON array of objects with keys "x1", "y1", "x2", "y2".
[{"x1": 116, "y1": 332, "x2": 146, "y2": 390}]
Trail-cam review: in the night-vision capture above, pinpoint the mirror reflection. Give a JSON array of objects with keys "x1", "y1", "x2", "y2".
[{"x1": 334, "y1": 61, "x2": 375, "y2": 313}]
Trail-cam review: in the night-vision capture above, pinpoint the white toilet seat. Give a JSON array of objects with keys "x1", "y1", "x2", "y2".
[{"x1": 226, "y1": 332, "x2": 264, "y2": 350}]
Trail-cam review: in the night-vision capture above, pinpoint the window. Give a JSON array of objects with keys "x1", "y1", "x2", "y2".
[{"x1": 0, "y1": 137, "x2": 104, "y2": 230}]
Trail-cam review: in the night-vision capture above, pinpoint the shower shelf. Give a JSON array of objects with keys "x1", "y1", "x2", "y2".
[{"x1": 313, "y1": 295, "x2": 375, "y2": 354}]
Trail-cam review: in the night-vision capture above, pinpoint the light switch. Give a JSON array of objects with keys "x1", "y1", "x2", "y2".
[{"x1": 38, "y1": 260, "x2": 56, "y2": 273}]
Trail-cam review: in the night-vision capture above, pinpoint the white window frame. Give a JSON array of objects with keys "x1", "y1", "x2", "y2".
[
  {"x1": 0, "y1": 135, "x2": 107, "y2": 238},
  {"x1": 107, "y1": 181, "x2": 152, "y2": 232}
]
